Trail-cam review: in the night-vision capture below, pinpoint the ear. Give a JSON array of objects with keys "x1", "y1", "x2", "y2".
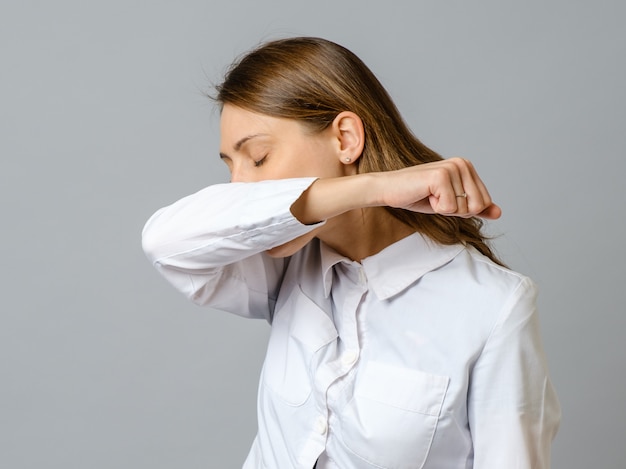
[{"x1": 331, "y1": 111, "x2": 365, "y2": 170}]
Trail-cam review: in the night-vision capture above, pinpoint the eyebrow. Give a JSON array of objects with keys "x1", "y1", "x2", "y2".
[
  {"x1": 234, "y1": 133, "x2": 267, "y2": 151},
  {"x1": 220, "y1": 133, "x2": 268, "y2": 160}
]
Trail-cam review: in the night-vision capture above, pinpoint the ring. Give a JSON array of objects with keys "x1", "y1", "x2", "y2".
[{"x1": 456, "y1": 193, "x2": 467, "y2": 198}]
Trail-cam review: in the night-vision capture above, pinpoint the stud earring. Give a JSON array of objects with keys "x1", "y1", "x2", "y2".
[{"x1": 344, "y1": 157, "x2": 352, "y2": 163}]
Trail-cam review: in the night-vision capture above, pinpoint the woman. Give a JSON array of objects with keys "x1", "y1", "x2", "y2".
[{"x1": 142, "y1": 37, "x2": 560, "y2": 468}]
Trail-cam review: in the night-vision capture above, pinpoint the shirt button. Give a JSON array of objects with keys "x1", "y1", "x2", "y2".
[
  {"x1": 314, "y1": 416, "x2": 328, "y2": 435},
  {"x1": 341, "y1": 350, "x2": 358, "y2": 367}
]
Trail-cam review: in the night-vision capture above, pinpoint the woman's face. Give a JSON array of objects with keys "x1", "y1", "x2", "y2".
[{"x1": 219, "y1": 104, "x2": 347, "y2": 183}]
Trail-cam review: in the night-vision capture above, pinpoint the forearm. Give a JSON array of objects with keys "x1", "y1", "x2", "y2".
[
  {"x1": 141, "y1": 178, "x2": 321, "y2": 315},
  {"x1": 289, "y1": 159, "x2": 502, "y2": 225},
  {"x1": 142, "y1": 178, "x2": 320, "y2": 270},
  {"x1": 289, "y1": 173, "x2": 380, "y2": 225}
]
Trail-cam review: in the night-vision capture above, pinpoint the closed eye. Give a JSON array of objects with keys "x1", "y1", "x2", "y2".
[
  {"x1": 254, "y1": 155, "x2": 268, "y2": 167},
  {"x1": 219, "y1": 153, "x2": 232, "y2": 169}
]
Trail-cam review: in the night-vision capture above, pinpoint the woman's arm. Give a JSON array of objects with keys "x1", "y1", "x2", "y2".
[
  {"x1": 290, "y1": 157, "x2": 501, "y2": 225},
  {"x1": 142, "y1": 177, "x2": 322, "y2": 319},
  {"x1": 467, "y1": 278, "x2": 561, "y2": 468},
  {"x1": 142, "y1": 158, "x2": 500, "y2": 317}
]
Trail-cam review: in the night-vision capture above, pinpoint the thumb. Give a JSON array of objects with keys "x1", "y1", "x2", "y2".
[{"x1": 478, "y1": 203, "x2": 502, "y2": 220}]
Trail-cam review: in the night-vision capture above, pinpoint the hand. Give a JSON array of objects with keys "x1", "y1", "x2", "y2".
[
  {"x1": 291, "y1": 157, "x2": 501, "y2": 226},
  {"x1": 377, "y1": 158, "x2": 501, "y2": 219}
]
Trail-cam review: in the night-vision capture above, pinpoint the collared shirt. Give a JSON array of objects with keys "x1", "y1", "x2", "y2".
[{"x1": 142, "y1": 177, "x2": 560, "y2": 469}]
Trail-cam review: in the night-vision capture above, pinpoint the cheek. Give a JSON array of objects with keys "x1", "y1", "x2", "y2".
[{"x1": 292, "y1": 148, "x2": 344, "y2": 179}]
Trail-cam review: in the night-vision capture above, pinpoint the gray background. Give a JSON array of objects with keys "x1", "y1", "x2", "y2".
[{"x1": 1, "y1": 1, "x2": 624, "y2": 468}]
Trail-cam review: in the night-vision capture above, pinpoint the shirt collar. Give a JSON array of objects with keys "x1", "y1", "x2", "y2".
[
  {"x1": 320, "y1": 241, "x2": 348, "y2": 298},
  {"x1": 320, "y1": 233, "x2": 465, "y2": 300}
]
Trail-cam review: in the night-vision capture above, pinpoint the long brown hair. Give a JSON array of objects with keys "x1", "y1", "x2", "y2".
[{"x1": 215, "y1": 37, "x2": 504, "y2": 266}]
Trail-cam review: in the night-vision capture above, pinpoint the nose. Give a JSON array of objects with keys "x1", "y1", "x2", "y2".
[
  {"x1": 229, "y1": 162, "x2": 260, "y2": 183},
  {"x1": 227, "y1": 160, "x2": 243, "y2": 183},
  {"x1": 230, "y1": 167, "x2": 245, "y2": 183}
]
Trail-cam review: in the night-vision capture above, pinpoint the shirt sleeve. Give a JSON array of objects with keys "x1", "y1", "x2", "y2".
[
  {"x1": 467, "y1": 277, "x2": 561, "y2": 468},
  {"x1": 141, "y1": 177, "x2": 323, "y2": 320}
]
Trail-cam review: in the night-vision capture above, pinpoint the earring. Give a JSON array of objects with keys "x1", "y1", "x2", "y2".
[{"x1": 344, "y1": 157, "x2": 352, "y2": 163}]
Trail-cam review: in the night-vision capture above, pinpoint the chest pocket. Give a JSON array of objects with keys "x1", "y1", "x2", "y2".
[
  {"x1": 263, "y1": 285, "x2": 338, "y2": 406},
  {"x1": 339, "y1": 361, "x2": 449, "y2": 469}
]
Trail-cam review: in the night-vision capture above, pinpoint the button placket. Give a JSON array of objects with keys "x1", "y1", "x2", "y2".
[{"x1": 358, "y1": 266, "x2": 367, "y2": 286}]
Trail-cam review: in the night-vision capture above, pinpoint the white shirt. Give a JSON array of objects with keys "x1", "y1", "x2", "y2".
[{"x1": 142, "y1": 177, "x2": 560, "y2": 469}]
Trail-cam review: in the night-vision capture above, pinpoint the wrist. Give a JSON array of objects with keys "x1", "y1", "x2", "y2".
[
  {"x1": 364, "y1": 172, "x2": 387, "y2": 207},
  {"x1": 291, "y1": 173, "x2": 383, "y2": 225},
  {"x1": 332, "y1": 172, "x2": 383, "y2": 210}
]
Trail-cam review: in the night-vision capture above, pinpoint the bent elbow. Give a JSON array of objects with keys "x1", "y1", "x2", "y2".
[{"x1": 141, "y1": 211, "x2": 169, "y2": 265}]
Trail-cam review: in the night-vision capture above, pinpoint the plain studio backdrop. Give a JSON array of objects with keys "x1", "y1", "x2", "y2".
[{"x1": 1, "y1": 1, "x2": 624, "y2": 468}]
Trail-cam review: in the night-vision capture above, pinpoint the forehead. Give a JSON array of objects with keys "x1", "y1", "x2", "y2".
[
  {"x1": 220, "y1": 104, "x2": 309, "y2": 149},
  {"x1": 221, "y1": 104, "x2": 269, "y2": 130},
  {"x1": 221, "y1": 105, "x2": 278, "y2": 141}
]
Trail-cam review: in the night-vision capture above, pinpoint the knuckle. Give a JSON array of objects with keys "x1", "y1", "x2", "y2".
[
  {"x1": 449, "y1": 157, "x2": 466, "y2": 168},
  {"x1": 433, "y1": 167, "x2": 450, "y2": 182},
  {"x1": 438, "y1": 202, "x2": 457, "y2": 214},
  {"x1": 467, "y1": 199, "x2": 487, "y2": 214},
  {"x1": 467, "y1": 203, "x2": 481, "y2": 214}
]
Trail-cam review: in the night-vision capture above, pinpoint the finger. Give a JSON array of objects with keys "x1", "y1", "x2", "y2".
[
  {"x1": 450, "y1": 158, "x2": 484, "y2": 215},
  {"x1": 450, "y1": 163, "x2": 470, "y2": 215},
  {"x1": 433, "y1": 164, "x2": 464, "y2": 214},
  {"x1": 454, "y1": 158, "x2": 497, "y2": 216},
  {"x1": 462, "y1": 159, "x2": 493, "y2": 210},
  {"x1": 477, "y1": 203, "x2": 502, "y2": 220}
]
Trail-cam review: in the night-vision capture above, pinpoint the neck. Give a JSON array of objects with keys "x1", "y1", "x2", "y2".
[{"x1": 316, "y1": 207, "x2": 416, "y2": 262}]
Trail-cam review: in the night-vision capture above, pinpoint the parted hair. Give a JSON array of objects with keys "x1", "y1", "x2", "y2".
[{"x1": 215, "y1": 37, "x2": 504, "y2": 266}]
